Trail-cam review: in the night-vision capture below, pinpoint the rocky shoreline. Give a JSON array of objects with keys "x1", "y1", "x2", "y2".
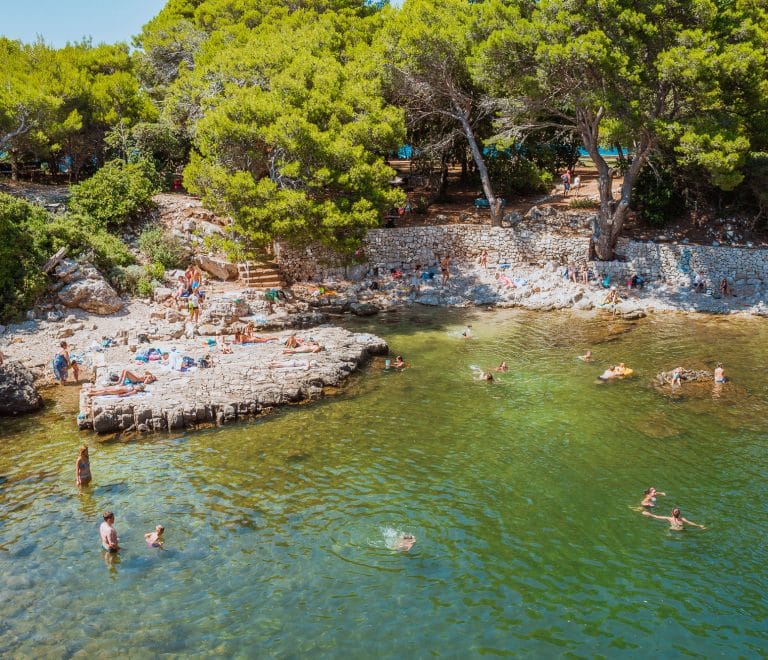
[{"x1": 76, "y1": 326, "x2": 387, "y2": 434}]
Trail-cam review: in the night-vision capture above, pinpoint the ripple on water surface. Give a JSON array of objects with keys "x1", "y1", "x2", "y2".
[{"x1": 1, "y1": 309, "x2": 767, "y2": 656}]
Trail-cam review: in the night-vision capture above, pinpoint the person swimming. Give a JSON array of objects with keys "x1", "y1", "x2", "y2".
[
  {"x1": 641, "y1": 487, "x2": 666, "y2": 508},
  {"x1": 578, "y1": 350, "x2": 593, "y2": 362},
  {"x1": 394, "y1": 534, "x2": 416, "y2": 552},
  {"x1": 494, "y1": 361, "x2": 508, "y2": 372},
  {"x1": 643, "y1": 507, "x2": 705, "y2": 530},
  {"x1": 145, "y1": 525, "x2": 165, "y2": 548}
]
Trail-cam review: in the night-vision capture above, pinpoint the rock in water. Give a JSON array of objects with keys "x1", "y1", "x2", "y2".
[{"x1": 0, "y1": 362, "x2": 43, "y2": 415}]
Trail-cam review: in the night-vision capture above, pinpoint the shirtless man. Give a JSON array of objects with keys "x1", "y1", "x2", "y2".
[
  {"x1": 714, "y1": 363, "x2": 726, "y2": 383},
  {"x1": 283, "y1": 345, "x2": 323, "y2": 354},
  {"x1": 100, "y1": 511, "x2": 120, "y2": 552},
  {"x1": 578, "y1": 350, "x2": 592, "y2": 362},
  {"x1": 643, "y1": 507, "x2": 705, "y2": 530}
]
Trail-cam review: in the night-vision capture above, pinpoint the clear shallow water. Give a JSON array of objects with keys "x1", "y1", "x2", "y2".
[{"x1": 1, "y1": 309, "x2": 767, "y2": 657}]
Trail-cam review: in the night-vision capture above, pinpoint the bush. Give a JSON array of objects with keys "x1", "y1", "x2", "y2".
[
  {"x1": 138, "y1": 225, "x2": 188, "y2": 268},
  {"x1": 111, "y1": 263, "x2": 164, "y2": 298},
  {"x1": 632, "y1": 162, "x2": 685, "y2": 227},
  {"x1": 568, "y1": 198, "x2": 599, "y2": 209},
  {"x1": 486, "y1": 154, "x2": 550, "y2": 196},
  {"x1": 68, "y1": 159, "x2": 161, "y2": 228},
  {"x1": 0, "y1": 194, "x2": 49, "y2": 320},
  {"x1": 33, "y1": 213, "x2": 135, "y2": 274}
]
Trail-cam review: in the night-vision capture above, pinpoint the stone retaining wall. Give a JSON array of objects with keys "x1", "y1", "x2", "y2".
[{"x1": 278, "y1": 223, "x2": 768, "y2": 293}]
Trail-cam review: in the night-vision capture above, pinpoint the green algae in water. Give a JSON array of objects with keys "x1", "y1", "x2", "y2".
[{"x1": 1, "y1": 309, "x2": 767, "y2": 657}]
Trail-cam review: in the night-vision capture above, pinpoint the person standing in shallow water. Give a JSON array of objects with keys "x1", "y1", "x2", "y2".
[
  {"x1": 75, "y1": 446, "x2": 92, "y2": 487},
  {"x1": 100, "y1": 511, "x2": 119, "y2": 552}
]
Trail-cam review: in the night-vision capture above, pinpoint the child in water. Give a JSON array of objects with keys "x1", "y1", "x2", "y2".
[{"x1": 145, "y1": 525, "x2": 165, "y2": 548}]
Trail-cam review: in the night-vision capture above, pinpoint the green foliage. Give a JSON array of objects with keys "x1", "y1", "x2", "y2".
[
  {"x1": 485, "y1": 152, "x2": 549, "y2": 196},
  {"x1": 631, "y1": 163, "x2": 686, "y2": 228},
  {"x1": 110, "y1": 262, "x2": 164, "y2": 297},
  {"x1": 69, "y1": 159, "x2": 160, "y2": 228},
  {"x1": 0, "y1": 194, "x2": 50, "y2": 319},
  {"x1": 138, "y1": 225, "x2": 189, "y2": 268},
  {"x1": 568, "y1": 198, "x2": 599, "y2": 210},
  {"x1": 180, "y1": 8, "x2": 405, "y2": 252}
]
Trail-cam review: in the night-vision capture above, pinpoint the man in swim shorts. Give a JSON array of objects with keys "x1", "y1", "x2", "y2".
[{"x1": 100, "y1": 511, "x2": 120, "y2": 552}]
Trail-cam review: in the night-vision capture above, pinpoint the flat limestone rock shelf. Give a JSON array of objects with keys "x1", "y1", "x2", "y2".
[{"x1": 77, "y1": 326, "x2": 387, "y2": 434}]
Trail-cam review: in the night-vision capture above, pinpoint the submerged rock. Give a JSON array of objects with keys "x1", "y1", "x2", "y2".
[{"x1": 0, "y1": 362, "x2": 44, "y2": 415}]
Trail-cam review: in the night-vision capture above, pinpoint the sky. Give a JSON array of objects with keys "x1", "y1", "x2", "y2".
[{"x1": 0, "y1": 0, "x2": 168, "y2": 47}]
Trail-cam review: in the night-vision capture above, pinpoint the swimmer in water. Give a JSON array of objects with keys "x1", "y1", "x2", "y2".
[
  {"x1": 395, "y1": 534, "x2": 416, "y2": 551},
  {"x1": 643, "y1": 507, "x2": 705, "y2": 530},
  {"x1": 393, "y1": 355, "x2": 407, "y2": 369},
  {"x1": 641, "y1": 487, "x2": 666, "y2": 508},
  {"x1": 578, "y1": 350, "x2": 593, "y2": 362},
  {"x1": 144, "y1": 525, "x2": 165, "y2": 548},
  {"x1": 494, "y1": 361, "x2": 508, "y2": 372},
  {"x1": 461, "y1": 325, "x2": 473, "y2": 339},
  {"x1": 474, "y1": 371, "x2": 494, "y2": 382}
]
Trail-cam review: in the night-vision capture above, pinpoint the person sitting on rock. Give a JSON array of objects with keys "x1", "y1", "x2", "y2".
[
  {"x1": 284, "y1": 335, "x2": 299, "y2": 349},
  {"x1": 171, "y1": 276, "x2": 189, "y2": 307},
  {"x1": 602, "y1": 287, "x2": 621, "y2": 305},
  {"x1": 720, "y1": 278, "x2": 732, "y2": 297}
]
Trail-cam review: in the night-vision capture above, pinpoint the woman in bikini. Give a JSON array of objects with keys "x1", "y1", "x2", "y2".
[
  {"x1": 75, "y1": 445, "x2": 92, "y2": 487},
  {"x1": 643, "y1": 507, "x2": 705, "y2": 530}
]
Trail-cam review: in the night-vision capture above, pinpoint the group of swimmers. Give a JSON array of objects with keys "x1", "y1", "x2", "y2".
[
  {"x1": 75, "y1": 446, "x2": 166, "y2": 553},
  {"x1": 639, "y1": 487, "x2": 705, "y2": 531}
]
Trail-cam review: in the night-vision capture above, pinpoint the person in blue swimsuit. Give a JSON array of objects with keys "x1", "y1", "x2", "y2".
[{"x1": 641, "y1": 487, "x2": 666, "y2": 508}]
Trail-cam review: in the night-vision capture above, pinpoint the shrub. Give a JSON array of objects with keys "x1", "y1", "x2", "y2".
[
  {"x1": 568, "y1": 198, "x2": 599, "y2": 209},
  {"x1": 632, "y1": 162, "x2": 685, "y2": 227},
  {"x1": 138, "y1": 225, "x2": 188, "y2": 268},
  {"x1": 68, "y1": 159, "x2": 161, "y2": 228},
  {"x1": 0, "y1": 195, "x2": 49, "y2": 320},
  {"x1": 112, "y1": 263, "x2": 164, "y2": 298},
  {"x1": 34, "y1": 213, "x2": 135, "y2": 274}
]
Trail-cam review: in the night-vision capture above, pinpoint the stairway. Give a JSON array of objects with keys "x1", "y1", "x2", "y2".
[{"x1": 237, "y1": 261, "x2": 285, "y2": 289}]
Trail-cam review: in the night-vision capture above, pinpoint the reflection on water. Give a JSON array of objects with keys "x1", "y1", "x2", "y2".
[{"x1": 1, "y1": 309, "x2": 767, "y2": 656}]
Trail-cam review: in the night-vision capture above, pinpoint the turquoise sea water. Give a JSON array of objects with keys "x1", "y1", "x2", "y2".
[{"x1": 1, "y1": 309, "x2": 767, "y2": 656}]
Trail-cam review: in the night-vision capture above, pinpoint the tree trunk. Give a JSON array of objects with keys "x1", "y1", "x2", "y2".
[
  {"x1": 456, "y1": 106, "x2": 501, "y2": 227},
  {"x1": 438, "y1": 155, "x2": 449, "y2": 200},
  {"x1": 10, "y1": 151, "x2": 19, "y2": 182},
  {"x1": 577, "y1": 107, "x2": 652, "y2": 260}
]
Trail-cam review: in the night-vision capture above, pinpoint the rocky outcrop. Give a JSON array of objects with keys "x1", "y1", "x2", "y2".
[
  {"x1": 196, "y1": 255, "x2": 239, "y2": 281},
  {"x1": 655, "y1": 368, "x2": 713, "y2": 386},
  {"x1": 55, "y1": 259, "x2": 124, "y2": 315},
  {"x1": 77, "y1": 326, "x2": 387, "y2": 434},
  {"x1": 0, "y1": 362, "x2": 44, "y2": 415}
]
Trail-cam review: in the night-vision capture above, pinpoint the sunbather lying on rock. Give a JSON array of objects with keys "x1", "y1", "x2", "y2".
[
  {"x1": 234, "y1": 331, "x2": 279, "y2": 344},
  {"x1": 118, "y1": 370, "x2": 157, "y2": 385},
  {"x1": 267, "y1": 359, "x2": 319, "y2": 370},
  {"x1": 283, "y1": 345, "x2": 324, "y2": 354},
  {"x1": 85, "y1": 383, "x2": 146, "y2": 398}
]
